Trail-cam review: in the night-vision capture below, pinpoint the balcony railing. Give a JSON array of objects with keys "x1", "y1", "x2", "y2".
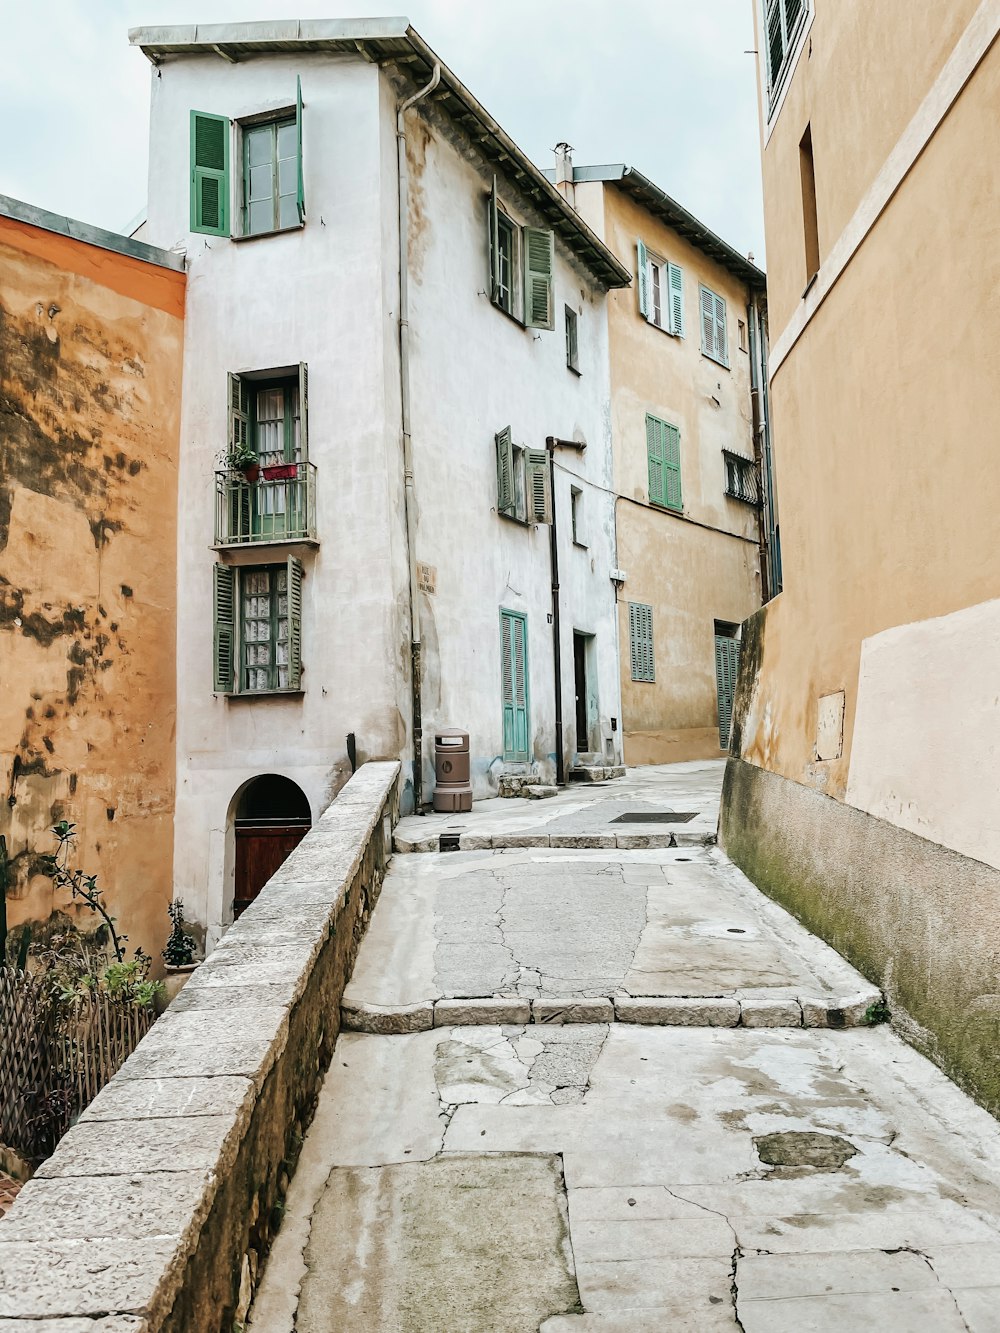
[
  {"x1": 214, "y1": 461, "x2": 318, "y2": 546},
  {"x1": 723, "y1": 450, "x2": 761, "y2": 507}
]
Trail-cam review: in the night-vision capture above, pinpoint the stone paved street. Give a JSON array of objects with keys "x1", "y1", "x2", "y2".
[{"x1": 249, "y1": 765, "x2": 1000, "y2": 1331}]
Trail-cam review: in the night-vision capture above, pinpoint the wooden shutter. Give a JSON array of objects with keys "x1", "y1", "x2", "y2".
[
  {"x1": 287, "y1": 556, "x2": 303, "y2": 690},
  {"x1": 524, "y1": 448, "x2": 552, "y2": 524},
  {"x1": 646, "y1": 414, "x2": 665, "y2": 506},
  {"x1": 500, "y1": 610, "x2": 529, "y2": 760},
  {"x1": 629, "y1": 603, "x2": 654, "y2": 683},
  {"x1": 668, "y1": 263, "x2": 685, "y2": 337},
  {"x1": 713, "y1": 293, "x2": 728, "y2": 365},
  {"x1": 496, "y1": 426, "x2": 515, "y2": 514},
  {"x1": 524, "y1": 227, "x2": 555, "y2": 330},
  {"x1": 715, "y1": 635, "x2": 741, "y2": 748},
  {"x1": 213, "y1": 564, "x2": 236, "y2": 692},
  {"x1": 295, "y1": 76, "x2": 305, "y2": 224},
  {"x1": 663, "y1": 421, "x2": 682, "y2": 510},
  {"x1": 228, "y1": 372, "x2": 250, "y2": 457},
  {"x1": 488, "y1": 176, "x2": 501, "y2": 304},
  {"x1": 298, "y1": 363, "x2": 309, "y2": 459},
  {"x1": 190, "y1": 111, "x2": 229, "y2": 236},
  {"x1": 700, "y1": 286, "x2": 715, "y2": 358},
  {"x1": 636, "y1": 239, "x2": 649, "y2": 318}
]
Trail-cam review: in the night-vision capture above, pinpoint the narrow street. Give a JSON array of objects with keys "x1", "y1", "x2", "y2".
[{"x1": 246, "y1": 763, "x2": 1000, "y2": 1331}]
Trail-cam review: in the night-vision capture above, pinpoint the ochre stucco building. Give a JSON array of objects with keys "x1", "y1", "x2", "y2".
[
  {"x1": 722, "y1": 0, "x2": 1000, "y2": 1110},
  {"x1": 0, "y1": 196, "x2": 185, "y2": 961}
]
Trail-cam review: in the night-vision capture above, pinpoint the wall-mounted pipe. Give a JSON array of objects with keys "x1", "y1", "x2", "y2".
[{"x1": 396, "y1": 62, "x2": 441, "y2": 811}]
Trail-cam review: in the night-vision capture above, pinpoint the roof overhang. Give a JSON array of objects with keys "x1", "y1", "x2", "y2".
[
  {"x1": 129, "y1": 19, "x2": 631, "y2": 291},
  {"x1": 561, "y1": 163, "x2": 766, "y2": 291}
]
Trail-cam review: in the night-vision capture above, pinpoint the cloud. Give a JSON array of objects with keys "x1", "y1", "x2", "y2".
[{"x1": 0, "y1": 0, "x2": 764, "y2": 259}]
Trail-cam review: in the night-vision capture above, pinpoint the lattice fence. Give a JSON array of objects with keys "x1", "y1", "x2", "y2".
[{"x1": 0, "y1": 968, "x2": 155, "y2": 1162}]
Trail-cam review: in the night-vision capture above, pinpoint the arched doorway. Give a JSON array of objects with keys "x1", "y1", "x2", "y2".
[{"x1": 233, "y1": 774, "x2": 312, "y2": 919}]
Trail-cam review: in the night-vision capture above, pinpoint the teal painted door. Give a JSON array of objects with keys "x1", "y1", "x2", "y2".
[
  {"x1": 500, "y1": 610, "x2": 529, "y2": 761},
  {"x1": 714, "y1": 635, "x2": 741, "y2": 749}
]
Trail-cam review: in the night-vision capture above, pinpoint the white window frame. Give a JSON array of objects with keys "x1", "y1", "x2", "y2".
[{"x1": 643, "y1": 248, "x2": 683, "y2": 337}]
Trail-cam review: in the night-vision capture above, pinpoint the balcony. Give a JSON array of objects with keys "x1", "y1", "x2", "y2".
[
  {"x1": 214, "y1": 461, "x2": 318, "y2": 547},
  {"x1": 723, "y1": 450, "x2": 761, "y2": 507}
]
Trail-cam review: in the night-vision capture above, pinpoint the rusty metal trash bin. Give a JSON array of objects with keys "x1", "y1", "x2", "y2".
[{"x1": 433, "y1": 729, "x2": 472, "y2": 813}]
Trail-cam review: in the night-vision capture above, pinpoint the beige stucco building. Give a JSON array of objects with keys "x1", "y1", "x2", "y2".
[
  {"x1": 721, "y1": 0, "x2": 1000, "y2": 1110},
  {"x1": 560, "y1": 157, "x2": 775, "y2": 763},
  {"x1": 0, "y1": 196, "x2": 185, "y2": 961}
]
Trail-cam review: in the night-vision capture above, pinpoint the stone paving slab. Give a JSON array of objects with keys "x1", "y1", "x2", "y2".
[
  {"x1": 342, "y1": 845, "x2": 879, "y2": 1031},
  {"x1": 250, "y1": 1023, "x2": 1000, "y2": 1331},
  {"x1": 393, "y1": 760, "x2": 724, "y2": 853}
]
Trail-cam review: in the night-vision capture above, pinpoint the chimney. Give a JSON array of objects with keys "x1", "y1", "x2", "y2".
[{"x1": 554, "y1": 142, "x2": 576, "y2": 209}]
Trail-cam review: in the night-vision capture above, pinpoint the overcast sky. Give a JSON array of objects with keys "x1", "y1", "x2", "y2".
[{"x1": 0, "y1": 0, "x2": 766, "y2": 262}]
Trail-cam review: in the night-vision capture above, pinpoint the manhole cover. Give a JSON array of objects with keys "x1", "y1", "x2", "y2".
[{"x1": 610, "y1": 812, "x2": 698, "y2": 824}]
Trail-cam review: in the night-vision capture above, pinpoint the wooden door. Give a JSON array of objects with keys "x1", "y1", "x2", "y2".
[{"x1": 233, "y1": 823, "x2": 309, "y2": 918}]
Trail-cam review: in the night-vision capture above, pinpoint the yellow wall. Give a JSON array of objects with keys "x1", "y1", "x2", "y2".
[
  {"x1": 578, "y1": 181, "x2": 762, "y2": 763},
  {"x1": 0, "y1": 216, "x2": 184, "y2": 961},
  {"x1": 743, "y1": 3, "x2": 1000, "y2": 808}
]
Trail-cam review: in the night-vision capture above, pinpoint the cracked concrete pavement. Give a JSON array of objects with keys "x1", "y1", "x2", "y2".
[{"x1": 248, "y1": 764, "x2": 1000, "y2": 1330}]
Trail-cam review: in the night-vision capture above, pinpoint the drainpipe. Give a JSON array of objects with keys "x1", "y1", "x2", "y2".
[
  {"x1": 396, "y1": 62, "x2": 441, "y2": 810},
  {"x1": 747, "y1": 292, "x2": 769, "y2": 601}
]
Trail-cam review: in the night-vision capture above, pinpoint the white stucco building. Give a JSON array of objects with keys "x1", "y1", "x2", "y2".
[{"x1": 130, "y1": 19, "x2": 630, "y2": 943}]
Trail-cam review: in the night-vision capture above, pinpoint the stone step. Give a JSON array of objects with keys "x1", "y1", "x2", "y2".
[
  {"x1": 341, "y1": 988, "x2": 884, "y2": 1035},
  {"x1": 393, "y1": 828, "x2": 717, "y2": 853},
  {"x1": 568, "y1": 764, "x2": 626, "y2": 783}
]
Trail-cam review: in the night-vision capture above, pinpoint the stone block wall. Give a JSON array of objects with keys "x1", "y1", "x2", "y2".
[{"x1": 0, "y1": 760, "x2": 400, "y2": 1329}]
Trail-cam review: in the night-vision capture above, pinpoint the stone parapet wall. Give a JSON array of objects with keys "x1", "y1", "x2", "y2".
[{"x1": 0, "y1": 760, "x2": 400, "y2": 1330}]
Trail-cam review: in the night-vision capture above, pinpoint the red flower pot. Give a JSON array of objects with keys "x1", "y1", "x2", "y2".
[
  {"x1": 262, "y1": 462, "x2": 299, "y2": 481},
  {"x1": 241, "y1": 462, "x2": 260, "y2": 483}
]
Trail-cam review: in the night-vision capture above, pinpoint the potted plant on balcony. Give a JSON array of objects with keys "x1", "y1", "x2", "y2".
[
  {"x1": 160, "y1": 899, "x2": 198, "y2": 1008},
  {"x1": 219, "y1": 442, "x2": 260, "y2": 483}
]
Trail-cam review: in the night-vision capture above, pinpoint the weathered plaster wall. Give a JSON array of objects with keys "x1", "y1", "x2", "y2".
[
  {"x1": 0, "y1": 214, "x2": 184, "y2": 957},
  {"x1": 576, "y1": 181, "x2": 761, "y2": 763},
  {"x1": 720, "y1": 757, "x2": 1000, "y2": 1115}
]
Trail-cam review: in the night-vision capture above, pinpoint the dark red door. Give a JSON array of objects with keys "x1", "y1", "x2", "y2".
[{"x1": 233, "y1": 823, "x2": 309, "y2": 918}]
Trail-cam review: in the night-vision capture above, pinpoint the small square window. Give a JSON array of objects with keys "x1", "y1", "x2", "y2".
[
  {"x1": 565, "y1": 306, "x2": 580, "y2": 372},
  {"x1": 738, "y1": 319, "x2": 748, "y2": 353}
]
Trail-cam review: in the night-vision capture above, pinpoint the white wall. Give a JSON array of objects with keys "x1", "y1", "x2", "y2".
[
  {"x1": 846, "y1": 597, "x2": 1000, "y2": 870},
  {"x1": 404, "y1": 102, "x2": 621, "y2": 790}
]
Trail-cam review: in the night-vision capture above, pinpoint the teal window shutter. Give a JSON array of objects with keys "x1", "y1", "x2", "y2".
[
  {"x1": 715, "y1": 634, "x2": 741, "y2": 748},
  {"x1": 287, "y1": 556, "x2": 304, "y2": 689},
  {"x1": 714, "y1": 292, "x2": 728, "y2": 365},
  {"x1": 524, "y1": 448, "x2": 552, "y2": 523},
  {"x1": 636, "y1": 239, "x2": 649, "y2": 318},
  {"x1": 191, "y1": 111, "x2": 229, "y2": 236},
  {"x1": 496, "y1": 426, "x2": 515, "y2": 514},
  {"x1": 668, "y1": 263, "x2": 685, "y2": 337},
  {"x1": 700, "y1": 285, "x2": 729, "y2": 365},
  {"x1": 524, "y1": 227, "x2": 555, "y2": 329},
  {"x1": 500, "y1": 610, "x2": 529, "y2": 761},
  {"x1": 213, "y1": 564, "x2": 236, "y2": 692},
  {"x1": 646, "y1": 413, "x2": 682, "y2": 511},
  {"x1": 645, "y1": 413, "x2": 665, "y2": 505},
  {"x1": 298, "y1": 363, "x2": 309, "y2": 459},
  {"x1": 228, "y1": 372, "x2": 251, "y2": 458},
  {"x1": 488, "y1": 176, "x2": 501, "y2": 304},
  {"x1": 700, "y1": 286, "x2": 715, "y2": 357},
  {"x1": 629, "y1": 603, "x2": 654, "y2": 682},
  {"x1": 295, "y1": 76, "x2": 305, "y2": 224}
]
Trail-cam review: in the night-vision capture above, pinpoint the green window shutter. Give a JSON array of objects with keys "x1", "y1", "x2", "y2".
[
  {"x1": 295, "y1": 76, "x2": 305, "y2": 224},
  {"x1": 636, "y1": 239, "x2": 649, "y2": 318},
  {"x1": 524, "y1": 448, "x2": 552, "y2": 524},
  {"x1": 715, "y1": 635, "x2": 741, "y2": 748},
  {"x1": 190, "y1": 111, "x2": 229, "y2": 236},
  {"x1": 700, "y1": 286, "x2": 715, "y2": 357},
  {"x1": 488, "y1": 176, "x2": 501, "y2": 304},
  {"x1": 524, "y1": 227, "x2": 555, "y2": 330},
  {"x1": 496, "y1": 426, "x2": 515, "y2": 514},
  {"x1": 714, "y1": 293, "x2": 728, "y2": 365},
  {"x1": 298, "y1": 362, "x2": 309, "y2": 459},
  {"x1": 663, "y1": 421, "x2": 682, "y2": 511},
  {"x1": 228, "y1": 372, "x2": 250, "y2": 458},
  {"x1": 668, "y1": 263, "x2": 685, "y2": 337},
  {"x1": 213, "y1": 564, "x2": 236, "y2": 692},
  {"x1": 500, "y1": 610, "x2": 529, "y2": 761},
  {"x1": 287, "y1": 556, "x2": 304, "y2": 690},
  {"x1": 629, "y1": 603, "x2": 654, "y2": 683},
  {"x1": 646, "y1": 413, "x2": 665, "y2": 505}
]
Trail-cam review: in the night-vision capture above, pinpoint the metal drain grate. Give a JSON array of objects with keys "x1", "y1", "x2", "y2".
[
  {"x1": 439, "y1": 833, "x2": 462, "y2": 852},
  {"x1": 610, "y1": 812, "x2": 698, "y2": 824}
]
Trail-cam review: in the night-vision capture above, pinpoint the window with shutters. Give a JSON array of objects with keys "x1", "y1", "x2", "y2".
[
  {"x1": 495, "y1": 428, "x2": 552, "y2": 525},
  {"x1": 488, "y1": 179, "x2": 555, "y2": 330},
  {"x1": 190, "y1": 111, "x2": 230, "y2": 236},
  {"x1": 213, "y1": 559, "x2": 304, "y2": 695},
  {"x1": 645, "y1": 413, "x2": 683, "y2": 512},
  {"x1": 714, "y1": 623, "x2": 741, "y2": 749},
  {"x1": 699, "y1": 284, "x2": 729, "y2": 368},
  {"x1": 765, "y1": 0, "x2": 808, "y2": 108},
  {"x1": 636, "y1": 240, "x2": 684, "y2": 337},
  {"x1": 628, "y1": 603, "x2": 655, "y2": 683},
  {"x1": 500, "y1": 609, "x2": 530, "y2": 762}
]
